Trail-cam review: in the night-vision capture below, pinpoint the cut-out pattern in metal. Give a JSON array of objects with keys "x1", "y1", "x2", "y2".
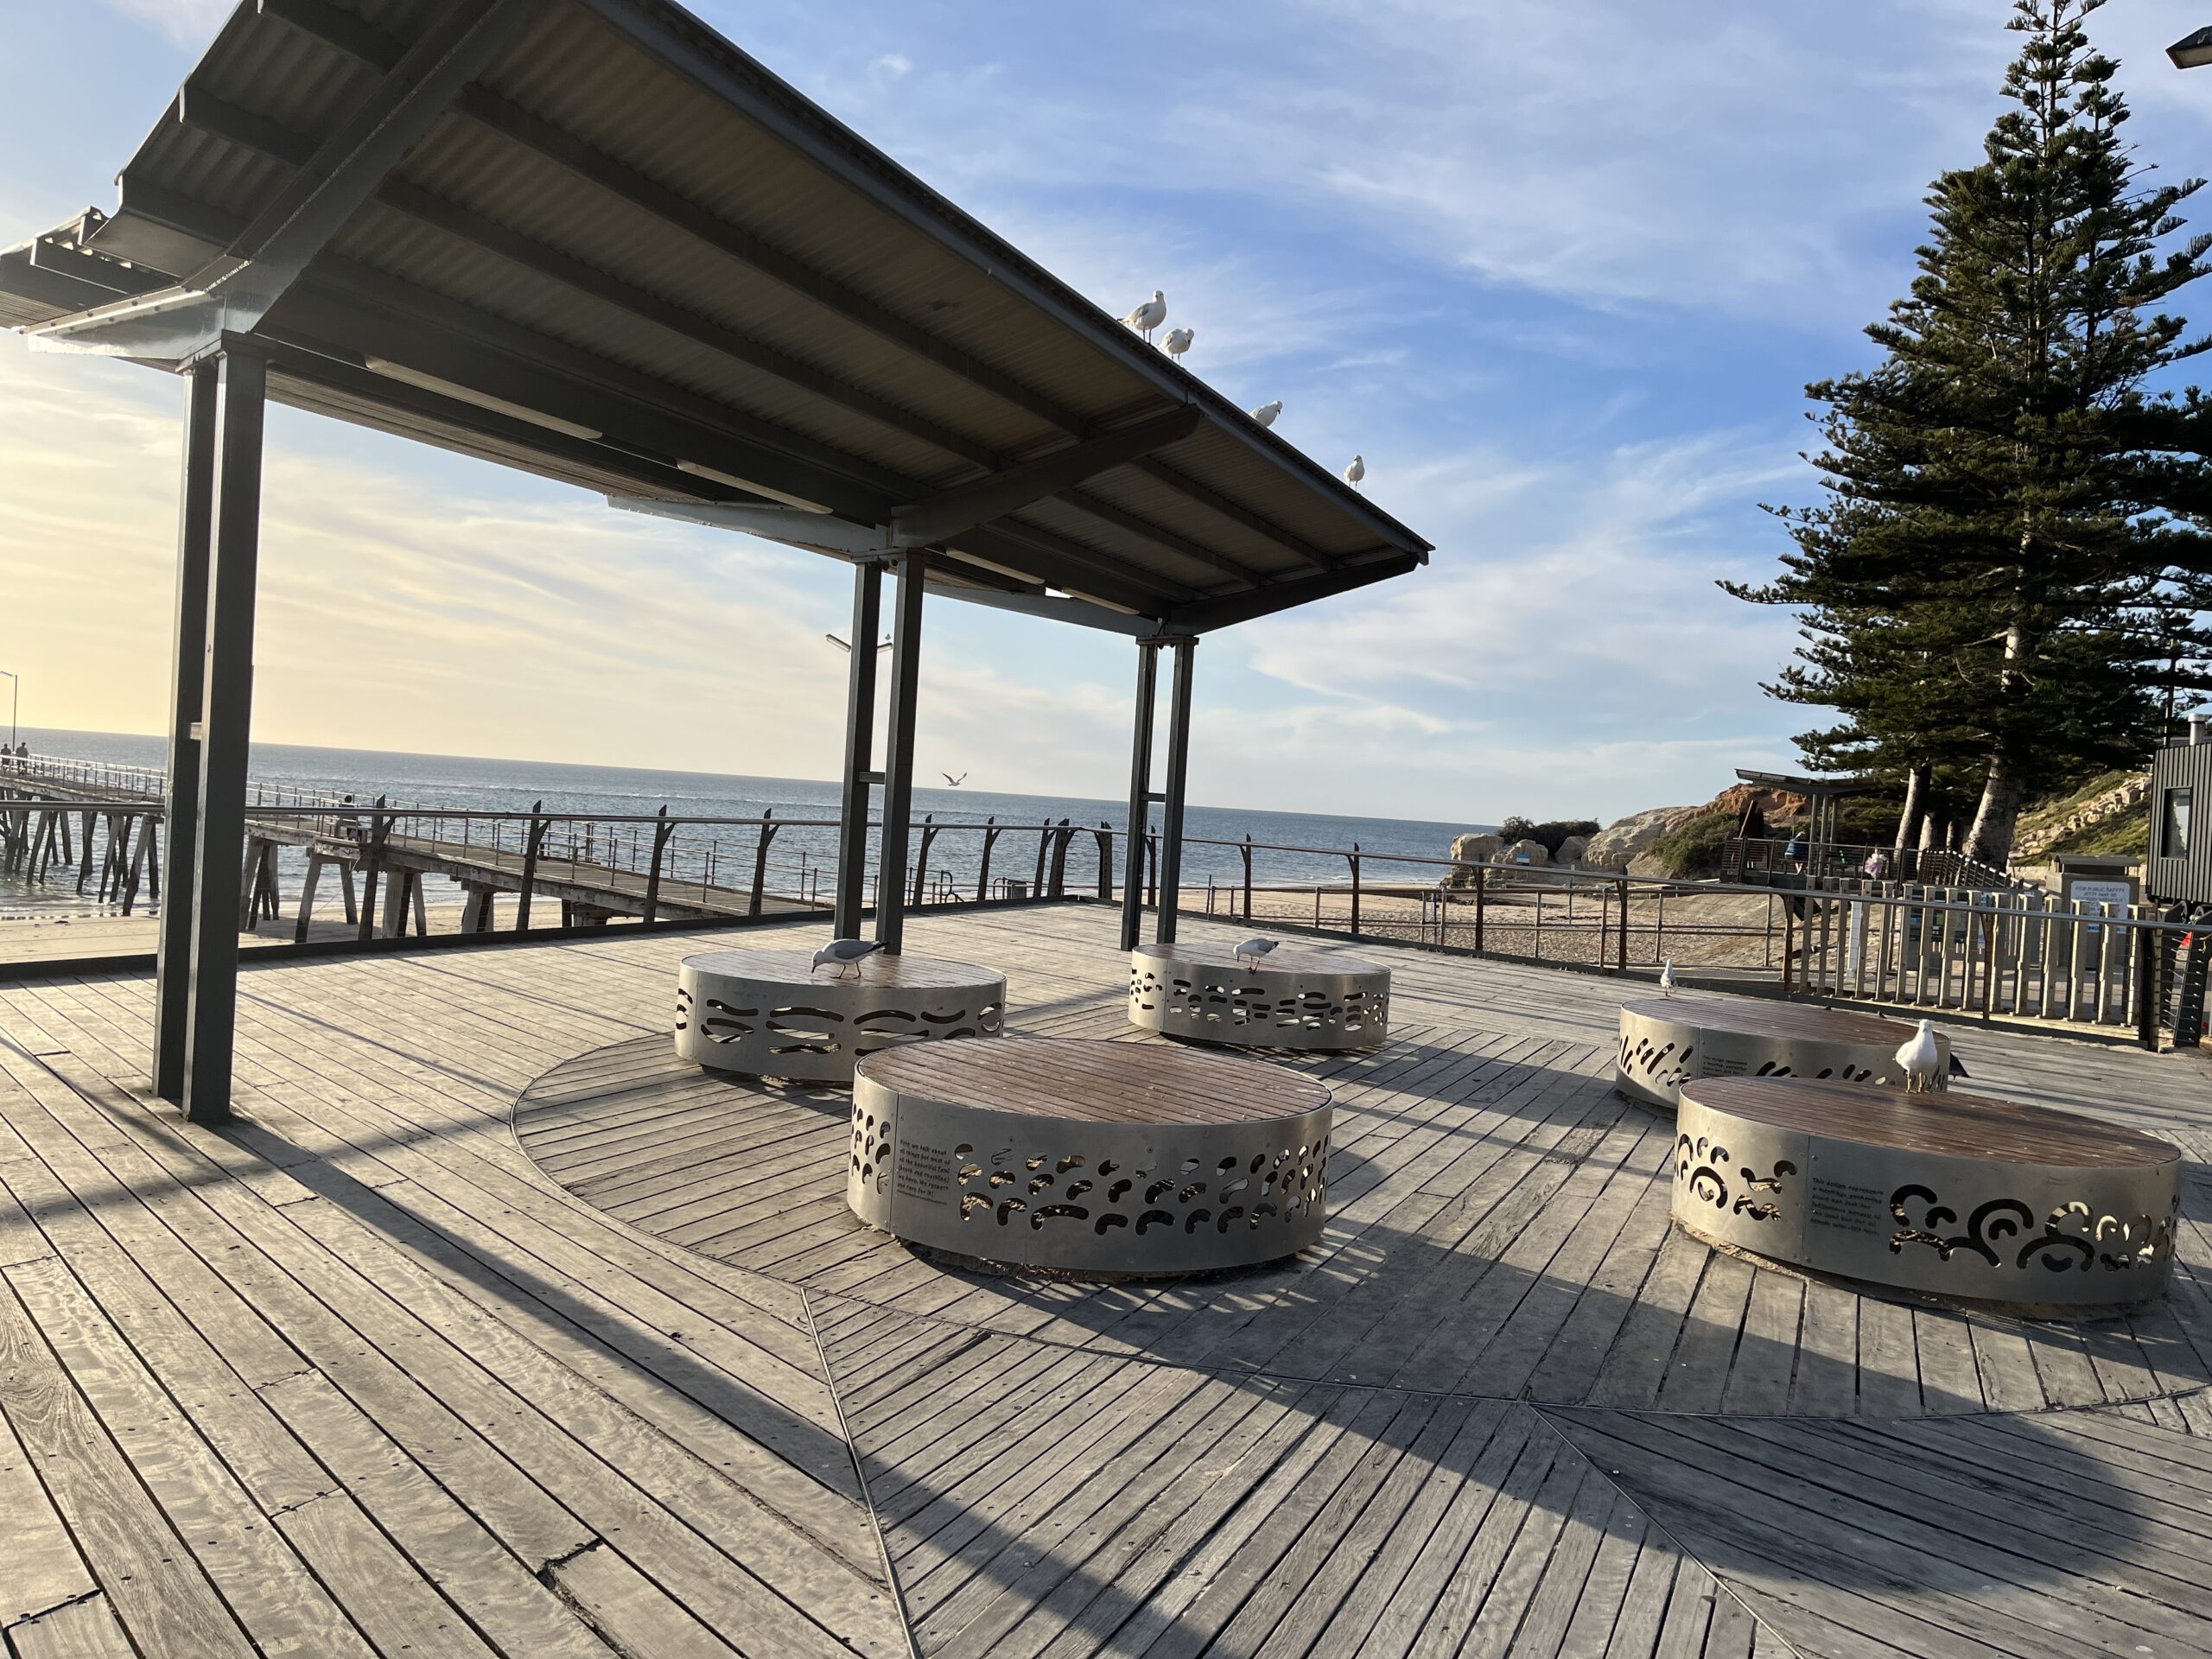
[
  {"x1": 1128, "y1": 945, "x2": 1389, "y2": 1052},
  {"x1": 846, "y1": 1046, "x2": 1335, "y2": 1274},
  {"x1": 1618, "y1": 1001, "x2": 1941, "y2": 1110},
  {"x1": 1671, "y1": 1078, "x2": 2181, "y2": 1312},
  {"x1": 675, "y1": 950, "x2": 1005, "y2": 1084},
  {"x1": 1673, "y1": 1134, "x2": 1796, "y2": 1222},
  {"x1": 1889, "y1": 1185, "x2": 2178, "y2": 1276}
]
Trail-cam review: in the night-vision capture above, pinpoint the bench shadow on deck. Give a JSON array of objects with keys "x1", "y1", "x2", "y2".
[{"x1": 3, "y1": 901, "x2": 2212, "y2": 1657}]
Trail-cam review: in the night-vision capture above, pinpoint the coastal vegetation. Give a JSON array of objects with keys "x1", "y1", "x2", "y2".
[{"x1": 1729, "y1": 0, "x2": 2212, "y2": 865}]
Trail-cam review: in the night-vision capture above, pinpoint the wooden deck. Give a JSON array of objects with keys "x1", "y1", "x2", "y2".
[{"x1": 4, "y1": 902, "x2": 2212, "y2": 1656}]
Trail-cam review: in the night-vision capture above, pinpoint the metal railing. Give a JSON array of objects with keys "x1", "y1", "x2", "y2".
[{"x1": 9, "y1": 753, "x2": 2203, "y2": 1043}]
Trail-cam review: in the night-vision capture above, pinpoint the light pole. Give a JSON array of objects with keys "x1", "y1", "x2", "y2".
[
  {"x1": 0, "y1": 669, "x2": 16, "y2": 750},
  {"x1": 2171, "y1": 26, "x2": 2212, "y2": 68}
]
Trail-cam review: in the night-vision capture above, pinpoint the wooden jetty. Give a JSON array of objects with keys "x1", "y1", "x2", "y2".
[
  {"x1": 2, "y1": 758, "x2": 822, "y2": 938},
  {"x1": 5, "y1": 903, "x2": 2211, "y2": 1656}
]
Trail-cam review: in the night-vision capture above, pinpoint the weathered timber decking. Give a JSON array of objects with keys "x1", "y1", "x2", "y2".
[{"x1": 4, "y1": 901, "x2": 2212, "y2": 1656}]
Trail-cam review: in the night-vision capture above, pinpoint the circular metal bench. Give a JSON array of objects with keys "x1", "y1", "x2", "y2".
[
  {"x1": 675, "y1": 948, "x2": 1003, "y2": 1084},
  {"x1": 847, "y1": 1037, "x2": 1332, "y2": 1274},
  {"x1": 1618, "y1": 995, "x2": 1947, "y2": 1110},
  {"x1": 1128, "y1": 941, "x2": 1389, "y2": 1052},
  {"x1": 1673, "y1": 1077, "x2": 2181, "y2": 1312}
]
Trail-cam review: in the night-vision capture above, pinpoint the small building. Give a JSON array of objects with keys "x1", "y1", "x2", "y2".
[{"x1": 2147, "y1": 729, "x2": 2212, "y2": 906}]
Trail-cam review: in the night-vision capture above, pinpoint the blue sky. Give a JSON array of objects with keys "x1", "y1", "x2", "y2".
[{"x1": 6, "y1": 0, "x2": 2212, "y2": 824}]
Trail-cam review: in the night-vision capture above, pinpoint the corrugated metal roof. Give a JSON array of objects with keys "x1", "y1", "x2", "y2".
[{"x1": 3, "y1": 0, "x2": 1430, "y2": 632}]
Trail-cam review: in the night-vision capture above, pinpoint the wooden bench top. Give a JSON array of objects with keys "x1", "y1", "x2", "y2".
[
  {"x1": 1133, "y1": 940, "x2": 1385, "y2": 978},
  {"x1": 682, "y1": 948, "x2": 1001, "y2": 988},
  {"x1": 855, "y1": 1036, "x2": 1332, "y2": 1126},
  {"x1": 1622, "y1": 995, "x2": 1924, "y2": 1047},
  {"x1": 1682, "y1": 1077, "x2": 2180, "y2": 1169}
]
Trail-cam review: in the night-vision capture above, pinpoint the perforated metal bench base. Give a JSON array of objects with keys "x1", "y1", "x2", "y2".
[
  {"x1": 1618, "y1": 996, "x2": 1948, "y2": 1110},
  {"x1": 1128, "y1": 942, "x2": 1389, "y2": 1052},
  {"x1": 675, "y1": 948, "x2": 1003, "y2": 1084}
]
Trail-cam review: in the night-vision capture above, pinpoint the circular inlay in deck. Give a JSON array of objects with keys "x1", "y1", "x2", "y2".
[
  {"x1": 846, "y1": 1037, "x2": 1332, "y2": 1275},
  {"x1": 1674, "y1": 1077, "x2": 2182, "y2": 1313},
  {"x1": 514, "y1": 1033, "x2": 2212, "y2": 1418},
  {"x1": 1617, "y1": 995, "x2": 1948, "y2": 1109},
  {"x1": 1128, "y1": 940, "x2": 1389, "y2": 1051},
  {"x1": 673, "y1": 947, "x2": 1003, "y2": 1084}
]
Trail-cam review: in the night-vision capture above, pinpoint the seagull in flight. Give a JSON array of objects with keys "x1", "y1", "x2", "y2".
[
  {"x1": 1122, "y1": 289, "x2": 1166, "y2": 343},
  {"x1": 1163, "y1": 326, "x2": 1193, "y2": 363},
  {"x1": 826, "y1": 633, "x2": 893, "y2": 653},
  {"x1": 1895, "y1": 1019, "x2": 1943, "y2": 1093},
  {"x1": 813, "y1": 938, "x2": 884, "y2": 979},
  {"x1": 1249, "y1": 400, "x2": 1281, "y2": 428},
  {"x1": 942, "y1": 772, "x2": 968, "y2": 787},
  {"x1": 1343, "y1": 455, "x2": 1366, "y2": 486},
  {"x1": 1234, "y1": 937, "x2": 1278, "y2": 973}
]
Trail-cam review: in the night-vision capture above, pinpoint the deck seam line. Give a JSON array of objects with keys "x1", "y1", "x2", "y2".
[
  {"x1": 1528, "y1": 1399, "x2": 1811, "y2": 1658},
  {"x1": 803, "y1": 1286, "x2": 925, "y2": 1659}
]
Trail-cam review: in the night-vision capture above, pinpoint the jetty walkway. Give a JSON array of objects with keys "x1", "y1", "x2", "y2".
[{"x1": 2, "y1": 753, "x2": 825, "y2": 936}]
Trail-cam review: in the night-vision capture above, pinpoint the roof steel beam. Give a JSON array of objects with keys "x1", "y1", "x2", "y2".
[
  {"x1": 188, "y1": 0, "x2": 536, "y2": 322},
  {"x1": 257, "y1": 0, "x2": 405, "y2": 72},
  {"x1": 1165, "y1": 550, "x2": 1424, "y2": 633},
  {"x1": 889, "y1": 407, "x2": 1200, "y2": 549},
  {"x1": 575, "y1": 0, "x2": 1427, "y2": 563}
]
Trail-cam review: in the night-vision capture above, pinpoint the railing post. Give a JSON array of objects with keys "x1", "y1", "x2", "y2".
[
  {"x1": 515, "y1": 801, "x2": 545, "y2": 930},
  {"x1": 976, "y1": 817, "x2": 998, "y2": 902},
  {"x1": 1347, "y1": 845, "x2": 1361, "y2": 936},
  {"x1": 913, "y1": 815, "x2": 940, "y2": 908},
  {"x1": 1617, "y1": 878, "x2": 1630, "y2": 972},
  {"x1": 642, "y1": 805, "x2": 672, "y2": 923},
  {"x1": 1094, "y1": 823, "x2": 1113, "y2": 900},
  {"x1": 1240, "y1": 835, "x2": 1253, "y2": 922},
  {"x1": 358, "y1": 798, "x2": 390, "y2": 942},
  {"x1": 1472, "y1": 863, "x2": 1486, "y2": 957},
  {"x1": 749, "y1": 808, "x2": 778, "y2": 916}
]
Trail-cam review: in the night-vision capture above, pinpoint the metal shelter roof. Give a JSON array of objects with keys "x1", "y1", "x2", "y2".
[
  {"x1": 0, "y1": 0, "x2": 1430, "y2": 635},
  {"x1": 1733, "y1": 768, "x2": 1885, "y2": 798}
]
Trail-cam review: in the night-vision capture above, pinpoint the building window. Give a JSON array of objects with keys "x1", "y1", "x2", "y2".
[{"x1": 2164, "y1": 788, "x2": 2193, "y2": 859}]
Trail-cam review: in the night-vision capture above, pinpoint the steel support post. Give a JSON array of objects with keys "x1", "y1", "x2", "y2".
[
  {"x1": 832, "y1": 560, "x2": 883, "y2": 938},
  {"x1": 1119, "y1": 641, "x2": 1160, "y2": 951},
  {"x1": 873, "y1": 553, "x2": 925, "y2": 953},
  {"x1": 181, "y1": 352, "x2": 267, "y2": 1124},
  {"x1": 154, "y1": 362, "x2": 219, "y2": 1103},
  {"x1": 1154, "y1": 638, "x2": 1195, "y2": 944}
]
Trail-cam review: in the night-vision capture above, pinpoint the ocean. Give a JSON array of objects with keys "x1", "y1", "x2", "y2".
[{"x1": 3, "y1": 728, "x2": 1490, "y2": 917}]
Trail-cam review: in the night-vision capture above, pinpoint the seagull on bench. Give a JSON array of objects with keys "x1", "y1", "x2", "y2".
[
  {"x1": 1896, "y1": 1019, "x2": 1942, "y2": 1093},
  {"x1": 1658, "y1": 960, "x2": 1678, "y2": 998},
  {"x1": 1235, "y1": 938, "x2": 1277, "y2": 973},
  {"x1": 814, "y1": 938, "x2": 884, "y2": 980}
]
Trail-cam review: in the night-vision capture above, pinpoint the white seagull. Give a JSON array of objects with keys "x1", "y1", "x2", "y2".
[
  {"x1": 1658, "y1": 961, "x2": 1678, "y2": 998},
  {"x1": 1343, "y1": 454, "x2": 1366, "y2": 486},
  {"x1": 1163, "y1": 326, "x2": 1194, "y2": 362},
  {"x1": 826, "y1": 633, "x2": 892, "y2": 653},
  {"x1": 1234, "y1": 937, "x2": 1278, "y2": 973},
  {"x1": 1122, "y1": 289, "x2": 1167, "y2": 343},
  {"x1": 942, "y1": 772, "x2": 968, "y2": 787},
  {"x1": 1895, "y1": 1019, "x2": 1943, "y2": 1093},
  {"x1": 813, "y1": 938, "x2": 884, "y2": 979},
  {"x1": 1249, "y1": 400, "x2": 1282, "y2": 428}
]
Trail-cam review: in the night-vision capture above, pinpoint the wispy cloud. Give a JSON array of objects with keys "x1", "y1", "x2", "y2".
[{"x1": 99, "y1": 0, "x2": 232, "y2": 49}]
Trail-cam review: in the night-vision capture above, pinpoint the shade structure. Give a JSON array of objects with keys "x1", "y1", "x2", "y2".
[
  {"x1": 1, "y1": 0, "x2": 1434, "y2": 1122},
  {"x1": 1, "y1": 0, "x2": 1429, "y2": 637}
]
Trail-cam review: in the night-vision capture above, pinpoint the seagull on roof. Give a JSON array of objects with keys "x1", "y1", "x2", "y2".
[
  {"x1": 1122, "y1": 289, "x2": 1166, "y2": 343},
  {"x1": 1896, "y1": 1019, "x2": 1942, "y2": 1093},
  {"x1": 1249, "y1": 400, "x2": 1281, "y2": 428},
  {"x1": 1343, "y1": 454, "x2": 1366, "y2": 486},
  {"x1": 1163, "y1": 326, "x2": 1193, "y2": 362},
  {"x1": 814, "y1": 938, "x2": 883, "y2": 979},
  {"x1": 1658, "y1": 961, "x2": 1677, "y2": 998},
  {"x1": 1234, "y1": 937, "x2": 1277, "y2": 972}
]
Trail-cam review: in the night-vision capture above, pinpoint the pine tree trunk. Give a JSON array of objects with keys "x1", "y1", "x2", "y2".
[
  {"x1": 1918, "y1": 811, "x2": 1939, "y2": 855},
  {"x1": 1893, "y1": 766, "x2": 1928, "y2": 855},
  {"x1": 1965, "y1": 751, "x2": 2024, "y2": 867}
]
